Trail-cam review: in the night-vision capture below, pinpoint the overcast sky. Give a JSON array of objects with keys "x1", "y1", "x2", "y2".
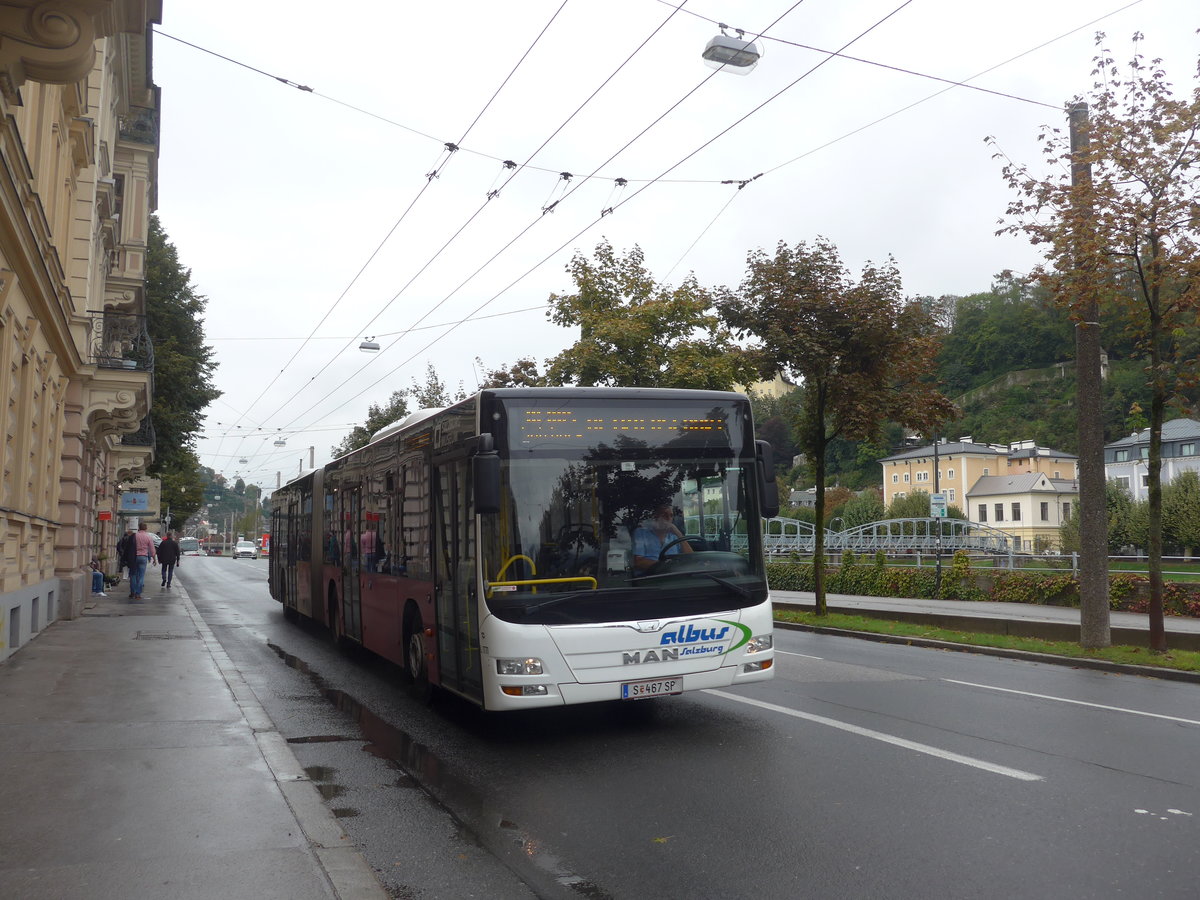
[{"x1": 152, "y1": 0, "x2": 1199, "y2": 494}]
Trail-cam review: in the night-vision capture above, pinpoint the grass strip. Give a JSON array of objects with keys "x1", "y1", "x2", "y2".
[{"x1": 773, "y1": 609, "x2": 1200, "y2": 673}]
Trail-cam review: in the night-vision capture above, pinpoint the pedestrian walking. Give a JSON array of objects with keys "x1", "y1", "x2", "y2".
[
  {"x1": 128, "y1": 522, "x2": 157, "y2": 600},
  {"x1": 119, "y1": 526, "x2": 138, "y2": 597},
  {"x1": 157, "y1": 532, "x2": 180, "y2": 588}
]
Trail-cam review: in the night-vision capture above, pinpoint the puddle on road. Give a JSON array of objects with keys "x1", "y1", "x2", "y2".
[{"x1": 268, "y1": 642, "x2": 610, "y2": 900}]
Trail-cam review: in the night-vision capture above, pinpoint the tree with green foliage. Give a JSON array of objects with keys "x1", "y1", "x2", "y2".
[
  {"x1": 545, "y1": 241, "x2": 756, "y2": 389},
  {"x1": 840, "y1": 490, "x2": 885, "y2": 529},
  {"x1": 409, "y1": 361, "x2": 466, "y2": 408},
  {"x1": 936, "y1": 272, "x2": 1076, "y2": 397},
  {"x1": 721, "y1": 237, "x2": 956, "y2": 614},
  {"x1": 145, "y1": 216, "x2": 221, "y2": 528},
  {"x1": 476, "y1": 356, "x2": 545, "y2": 388},
  {"x1": 1163, "y1": 471, "x2": 1200, "y2": 559},
  {"x1": 996, "y1": 37, "x2": 1200, "y2": 651},
  {"x1": 331, "y1": 390, "x2": 409, "y2": 458},
  {"x1": 331, "y1": 363, "x2": 467, "y2": 459},
  {"x1": 1061, "y1": 478, "x2": 1137, "y2": 554}
]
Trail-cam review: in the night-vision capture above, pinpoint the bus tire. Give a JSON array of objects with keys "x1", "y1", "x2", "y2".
[
  {"x1": 403, "y1": 608, "x2": 430, "y2": 701},
  {"x1": 328, "y1": 588, "x2": 344, "y2": 649}
]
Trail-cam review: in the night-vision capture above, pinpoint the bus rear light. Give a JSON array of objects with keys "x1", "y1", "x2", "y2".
[
  {"x1": 497, "y1": 657, "x2": 544, "y2": 676},
  {"x1": 501, "y1": 684, "x2": 549, "y2": 697},
  {"x1": 743, "y1": 659, "x2": 773, "y2": 673}
]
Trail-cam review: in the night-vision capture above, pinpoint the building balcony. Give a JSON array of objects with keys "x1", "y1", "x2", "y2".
[
  {"x1": 88, "y1": 311, "x2": 153, "y2": 371},
  {"x1": 119, "y1": 414, "x2": 155, "y2": 450}
]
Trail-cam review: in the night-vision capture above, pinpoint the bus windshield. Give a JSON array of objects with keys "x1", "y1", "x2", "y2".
[{"x1": 481, "y1": 449, "x2": 766, "y2": 625}]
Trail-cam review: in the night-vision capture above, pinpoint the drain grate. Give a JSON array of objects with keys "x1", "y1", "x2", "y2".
[{"x1": 134, "y1": 630, "x2": 200, "y2": 640}]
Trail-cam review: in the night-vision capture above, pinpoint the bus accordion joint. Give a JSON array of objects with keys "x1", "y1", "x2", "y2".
[{"x1": 485, "y1": 576, "x2": 598, "y2": 599}]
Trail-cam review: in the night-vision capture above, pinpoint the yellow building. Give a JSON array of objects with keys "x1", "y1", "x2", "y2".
[
  {"x1": 967, "y1": 473, "x2": 1078, "y2": 552},
  {"x1": 1, "y1": 2, "x2": 161, "y2": 662},
  {"x1": 880, "y1": 438, "x2": 1078, "y2": 547}
]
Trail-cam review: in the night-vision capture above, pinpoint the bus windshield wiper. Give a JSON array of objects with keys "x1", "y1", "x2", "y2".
[
  {"x1": 635, "y1": 569, "x2": 753, "y2": 600},
  {"x1": 491, "y1": 587, "x2": 651, "y2": 615}
]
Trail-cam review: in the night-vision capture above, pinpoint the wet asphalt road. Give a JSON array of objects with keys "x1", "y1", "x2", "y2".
[{"x1": 181, "y1": 556, "x2": 1200, "y2": 899}]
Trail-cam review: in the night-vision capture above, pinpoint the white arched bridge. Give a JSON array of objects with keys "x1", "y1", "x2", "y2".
[{"x1": 754, "y1": 517, "x2": 1017, "y2": 557}]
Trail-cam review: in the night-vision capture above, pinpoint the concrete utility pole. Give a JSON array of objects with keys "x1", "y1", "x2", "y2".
[{"x1": 1070, "y1": 102, "x2": 1112, "y2": 648}]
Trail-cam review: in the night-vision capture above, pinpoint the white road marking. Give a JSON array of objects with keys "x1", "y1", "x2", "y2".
[
  {"x1": 705, "y1": 689, "x2": 1043, "y2": 781},
  {"x1": 776, "y1": 650, "x2": 824, "y2": 659},
  {"x1": 942, "y1": 679, "x2": 1200, "y2": 726}
]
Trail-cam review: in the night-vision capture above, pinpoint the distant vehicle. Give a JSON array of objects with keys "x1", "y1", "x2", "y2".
[
  {"x1": 233, "y1": 540, "x2": 258, "y2": 560},
  {"x1": 179, "y1": 537, "x2": 202, "y2": 556}
]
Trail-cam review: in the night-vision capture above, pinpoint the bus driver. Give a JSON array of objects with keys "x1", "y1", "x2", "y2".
[{"x1": 633, "y1": 503, "x2": 693, "y2": 573}]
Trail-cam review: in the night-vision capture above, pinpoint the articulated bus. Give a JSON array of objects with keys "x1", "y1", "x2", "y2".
[{"x1": 268, "y1": 387, "x2": 779, "y2": 711}]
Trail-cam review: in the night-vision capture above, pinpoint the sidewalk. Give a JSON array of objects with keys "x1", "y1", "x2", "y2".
[{"x1": 0, "y1": 579, "x2": 387, "y2": 899}]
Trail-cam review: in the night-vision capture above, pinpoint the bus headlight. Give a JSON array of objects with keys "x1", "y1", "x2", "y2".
[
  {"x1": 744, "y1": 635, "x2": 772, "y2": 654},
  {"x1": 496, "y1": 657, "x2": 544, "y2": 676}
]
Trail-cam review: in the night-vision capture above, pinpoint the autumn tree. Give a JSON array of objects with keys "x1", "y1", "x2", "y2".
[
  {"x1": 996, "y1": 37, "x2": 1200, "y2": 650},
  {"x1": 545, "y1": 241, "x2": 756, "y2": 389},
  {"x1": 721, "y1": 237, "x2": 956, "y2": 613}
]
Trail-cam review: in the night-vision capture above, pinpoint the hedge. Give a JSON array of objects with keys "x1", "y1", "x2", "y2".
[{"x1": 766, "y1": 550, "x2": 1200, "y2": 617}]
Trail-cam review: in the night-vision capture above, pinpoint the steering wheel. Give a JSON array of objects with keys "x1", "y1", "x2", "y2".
[{"x1": 658, "y1": 535, "x2": 702, "y2": 560}]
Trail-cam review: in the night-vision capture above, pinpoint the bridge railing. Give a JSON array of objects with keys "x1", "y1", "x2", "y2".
[{"x1": 758, "y1": 517, "x2": 1016, "y2": 557}]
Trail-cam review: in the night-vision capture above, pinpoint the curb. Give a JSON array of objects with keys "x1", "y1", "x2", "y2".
[
  {"x1": 177, "y1": 585, "x2": 389, "y2": 899},
  {"x1": 773, "y1": 619, "x2": 1200, "y2": 685}
]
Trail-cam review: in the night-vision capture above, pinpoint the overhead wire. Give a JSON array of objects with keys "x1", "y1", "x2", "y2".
[
  {"x1": 659, "y1": 0, "x2": 1149, "y2": 279},
  {"x1": 266, "y1": 0, "x2": 702, "y2": 429},
  {"x1": 277, "y1": 0, "x2": 915, "y2": 430},
  {"x1": 174, "y1": 1, "x2": 1147, "y2": 467},
  {"x1": 206, "y1": 303, "x2": 548, "y2": 341},
  {"x1": 190, "y1": 1, "x2": 574, "y2": 471}
]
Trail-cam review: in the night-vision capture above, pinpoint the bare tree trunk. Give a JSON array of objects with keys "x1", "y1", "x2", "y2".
[
  {"x1": 1071, "y1": 102, "x2": 1111, "y2": 649},
  {"x1": 1148, "y1": 369, "x2": 1167, "y2": 652},
  {"x1": 813, "y1": 439, "x2": 827, "y2": 616}
]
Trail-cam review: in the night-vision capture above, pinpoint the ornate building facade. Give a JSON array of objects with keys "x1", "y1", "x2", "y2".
[{"x1": 1, "y1": 1, "x2": 161, "y2": 662}]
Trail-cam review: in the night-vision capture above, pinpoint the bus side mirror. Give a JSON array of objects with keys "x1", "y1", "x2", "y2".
[
  {"x1": 474, "y1": 434, "x2": 501, "y2": 514},
  {"x1": 756, "y1": 440, "x2": 780, "y2": 518}
]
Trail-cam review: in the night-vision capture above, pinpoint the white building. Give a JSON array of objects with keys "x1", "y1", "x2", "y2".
[{"x1": 1105, "y1": 419, "x2": 1200, "y2": 501}]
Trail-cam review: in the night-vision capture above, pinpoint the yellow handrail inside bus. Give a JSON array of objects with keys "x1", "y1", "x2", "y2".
[
  {"x1": 495, "y1": 554, "x2": 536, "y2": 582},
  {"x1": 486, "y1": 576, "x2": 598, "y2": 599}
]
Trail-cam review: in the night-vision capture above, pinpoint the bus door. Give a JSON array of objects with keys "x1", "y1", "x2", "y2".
[
  {"x1": 433, "y1": 454, "x2": 482, "y2": 701},
  {"x1": 340, "y1": 485, "x2": 364, "y2": 642}
]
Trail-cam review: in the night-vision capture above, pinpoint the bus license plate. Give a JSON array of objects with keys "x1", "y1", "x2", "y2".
[{"x1": 622, "y1": 678, "x2": 680, "y2": 700}]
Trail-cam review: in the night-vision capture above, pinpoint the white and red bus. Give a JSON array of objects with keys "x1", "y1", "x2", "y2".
[{"x1": 268, "y1": 387, "x2": 778, "y2": 710}]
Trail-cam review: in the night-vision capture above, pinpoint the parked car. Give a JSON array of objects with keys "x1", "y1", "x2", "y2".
[{"x1": 232, "y1": 540, "x2": 258, "y2": 559}]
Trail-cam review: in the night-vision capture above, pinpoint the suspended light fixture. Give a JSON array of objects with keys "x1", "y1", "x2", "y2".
[
  {"x1": 239, "y1": 457, "x2": 247, "y2": 464},
  {"x1": 701, "y1": 26, "x2": 761, "y2": 74},
  {"x1": 359, "y1": 336, "x2": 380, "y2": 352},
  {"x1": 274, "y1": 438, "x2": 287, "y2": 447}
]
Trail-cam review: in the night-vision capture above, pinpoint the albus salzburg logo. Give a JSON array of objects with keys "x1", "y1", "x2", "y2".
[{"x1": 622, "y1": 620, "x2": 751, "y2": 665}]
